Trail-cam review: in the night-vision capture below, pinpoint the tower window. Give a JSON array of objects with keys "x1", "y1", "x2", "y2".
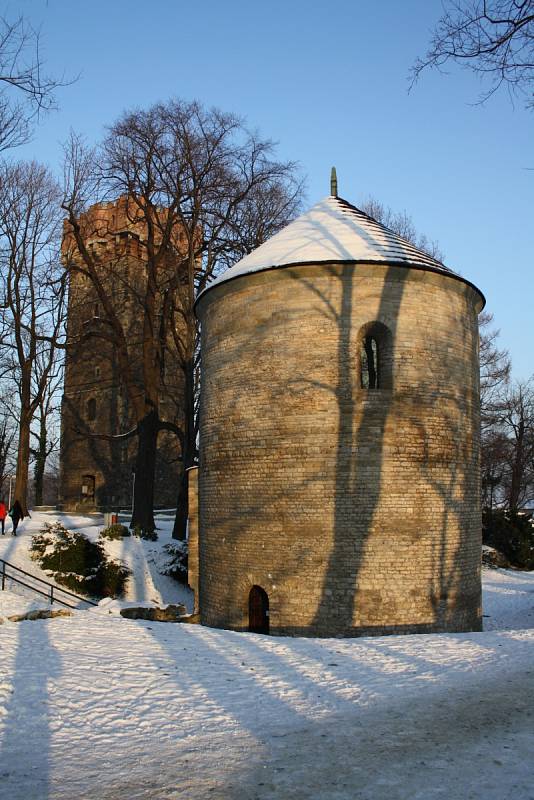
[
  {"x1": 87, "y1": 397, "x2": 97, "y2": 421},
  {"x1": 358, "y1": 321, "x2": 392, "y2": 390},
  {"x1": 361, "y1": 336, "x2": 379, "y2": 389}
]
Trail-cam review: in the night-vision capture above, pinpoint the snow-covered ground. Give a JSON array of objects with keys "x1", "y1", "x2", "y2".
[
  {"x1": 483, "y1": 567, "x2": 534, "y2": 631},
  {"x1": 0, "y1": 510, "x2": 192, "y2": 611},
  {"x1": 0, "y1": 589, "x2": 55, "y2": 621},
  {"x1": 1, "y1": 513, "x2": 533, "y2": 799}
]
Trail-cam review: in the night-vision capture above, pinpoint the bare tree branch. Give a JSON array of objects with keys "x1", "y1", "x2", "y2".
[
  {"x1": 360, "y1": 196, "x2": 445, "y2": 262},
  {"x1": 411, "y1": 1, "x2": 534, "y2": 108},
  {"x1": 0, "y1": 14, "x2": 74, "y2": 150}
]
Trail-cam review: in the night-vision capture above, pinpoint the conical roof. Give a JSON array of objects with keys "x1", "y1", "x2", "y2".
[{"x1": 198, "y1": 195, "x2": 483, "y2": 304}]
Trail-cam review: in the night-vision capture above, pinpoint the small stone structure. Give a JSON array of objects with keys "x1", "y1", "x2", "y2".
[{"x1": 194, "y1": 191, "x2": 485, "y2": 637}]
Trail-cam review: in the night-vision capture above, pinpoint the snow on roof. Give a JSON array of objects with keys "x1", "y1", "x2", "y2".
[{"x1": 199, "y1": 195, "x2": 460, "y2": 301}]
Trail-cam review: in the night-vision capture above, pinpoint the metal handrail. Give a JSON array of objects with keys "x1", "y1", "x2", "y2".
[
  {"x1": 3, "y1": 573, "x2": 76, "y2": 608},
  {"x1": 0, "y1": 558, "x2": 98, "y2": 608}
]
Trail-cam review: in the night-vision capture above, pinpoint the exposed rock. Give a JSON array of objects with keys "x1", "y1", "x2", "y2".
[
  {"x1": 482, "y1": 547, "x2": 511, "y2": 569},
  {"x1": 180, "y1": 612, "x2": 200, "y2": 624},
  {"x1": 120, "y1": 604, "x2": 187, "y2": 622},
  {"x1": 6, "y1": 608, "x2": 73, "y2": 622}
]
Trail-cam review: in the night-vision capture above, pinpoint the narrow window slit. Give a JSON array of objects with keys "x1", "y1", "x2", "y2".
[
  {"x1": 361, "y1": 336, "x2": 379, "y2": 389},
  {"x1": 87, "y1": 397, "x2": 97, "y2": 421}
]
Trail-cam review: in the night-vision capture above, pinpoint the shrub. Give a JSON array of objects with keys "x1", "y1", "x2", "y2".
[
  {"x1": 30, "y1": 521, "x2": 64, "y2": 558},
  {"x1": 100, "y1": 523, "x2": 130, "y2": 540},
  {"x1": 160, "y1": 541, "x2": 188, "y2": 584},
  {"x1": 483, "y1": 510, "x2": 534, "y2": 570},
  {"x1": 97, "y1": 560, "x2": 131, "y2": 596},
  {"x1": 131, "y1": 525, "x2": 158, "y2": 541},
  {"x1": 31, "y1": 522, "x2": 131, "y2": 598}
]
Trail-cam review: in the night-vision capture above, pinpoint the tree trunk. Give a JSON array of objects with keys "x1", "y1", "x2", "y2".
[
  {"x1": 173, "y1": 467, "x2": 189, "y2": 541},
  {"x1": 130, "y1": 408, "x2": 158, "y2": 533},
  {"x1": 508, "y1": 447, "x2": 523, "y2": 512},
  {"x1": 508, "y1": 415, "x2": 525, "y2": 513},
  {"x1": 0, "y1": 420, "x2": 12, "y2": 495},
  {"x1": 34, "y1": 454, "x2": 44, "y2": 506},
  {"x1": 14, "y1": 409, "x2": 31, "y2": 516},
  {"x1": 14, "y1": 364, "x2": 32, "y2": 516},
  {"x1": 33, "y1": 412, "x2": 47, "y2": 506},
  {"x1": 172, "y1": 356, "x2": 196, "y2": 540}
]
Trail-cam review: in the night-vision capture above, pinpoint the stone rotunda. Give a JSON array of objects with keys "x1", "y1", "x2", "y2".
[{"x1": 194, "y1": 183, "x2": 485, "y2": 637}]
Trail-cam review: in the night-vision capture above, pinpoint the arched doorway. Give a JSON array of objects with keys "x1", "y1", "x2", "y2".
[{"x1": 248, "y1": 586, "x2": 269, "y2": 634}]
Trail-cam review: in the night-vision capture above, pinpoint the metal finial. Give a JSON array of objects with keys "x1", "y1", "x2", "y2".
[{"x1": 330, "y1": 166, "x2": 338, "y2": 197}]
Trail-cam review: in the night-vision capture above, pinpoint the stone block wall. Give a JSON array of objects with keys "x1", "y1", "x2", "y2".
[
  {"x1": 187, "y1": 466, "x2": 199, "y2": 613},
  {"x1": 196, "y1": 262, "x2": 484, "y2": 637}
]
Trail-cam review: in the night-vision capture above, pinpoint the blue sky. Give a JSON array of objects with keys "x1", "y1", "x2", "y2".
[{"x1": 16, "y1": 0, "x2": 533, "y2": 379}]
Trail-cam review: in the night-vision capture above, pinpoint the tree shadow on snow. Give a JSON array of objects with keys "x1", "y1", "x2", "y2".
[{"x1": 0, "y1": 619, "x2": 61, "y2": 800}]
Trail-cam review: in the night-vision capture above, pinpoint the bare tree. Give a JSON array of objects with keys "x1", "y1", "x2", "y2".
[
  {"x1": 0, "y1": 161, "x2": 65, "y2": 514},
  {"x1": 478, "y1": 310, "x2": 512, "y2": 507},
  {"x1": 0, "y1": 407, "x2": 16, "y2": 501},
  {"x1": 360, "y1": 196, "x2": 444, "y2": 261},
  {"x1": 482, "y1": 378, "x2": 534, "y2": 510},
  {"x1": 411, "y1": 1, "x2": 534, "y2": 108},
  {"x1": 62, "y1": 100, "x2": 303, "y2": 535},
  {"x1": 0, "y1": 14, "x2": 69, "y2": 150},
  {"x1": 479, "y1": 310, "x2": 511, "y2": 430},
  {"x1": 30, "y1": 350, "x2": 62, "y2": 506},
  {"x1": 481, "y1": 426, "x2": 508, "y2": 508},
  {"x1": 497, "y1": 379, "x2": 534, "y2": 510}
]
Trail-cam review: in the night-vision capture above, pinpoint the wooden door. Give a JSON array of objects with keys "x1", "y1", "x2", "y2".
[{"x1": 248, "y1": 586, "x2": 269, "y2": 634}]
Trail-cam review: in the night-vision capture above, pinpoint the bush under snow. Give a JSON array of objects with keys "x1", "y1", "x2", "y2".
[{"x1": 31, "y1": 522, "x2": 131, "y2": 599}]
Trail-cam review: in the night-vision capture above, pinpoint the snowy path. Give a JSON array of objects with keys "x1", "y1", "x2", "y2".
[
  {"x1": 482, "y1": 567, "x2": 534, "y2": 631},
  {"x1": 0, "y1": 573, "x2": 533, "y2": 799},
  {"x1": 1, "y1": 515, "x2": 533, "y2": 799}
]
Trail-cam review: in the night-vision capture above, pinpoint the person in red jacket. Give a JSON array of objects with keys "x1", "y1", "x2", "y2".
[{"x1": 0, "y1": 499, "x2": 6, "y2": 535}]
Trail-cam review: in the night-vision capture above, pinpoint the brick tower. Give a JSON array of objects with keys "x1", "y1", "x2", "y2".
[{"x1": 59, "y1": 196, "x2": 186, "y2": 512}]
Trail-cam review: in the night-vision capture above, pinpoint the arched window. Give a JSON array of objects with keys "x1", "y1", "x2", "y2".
[
  {"x1": 87, "y1": 397, "x2": 97, "y2": 421},
  {"x1": 358, "y1": 321, "x2": 392, "y2": 390},
  {"x1": 361, "y1": 335, "x2": 379, "y2": 389},
  {"x1": 248, "y1": 586, "x2": 269, "y2": 634}
]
